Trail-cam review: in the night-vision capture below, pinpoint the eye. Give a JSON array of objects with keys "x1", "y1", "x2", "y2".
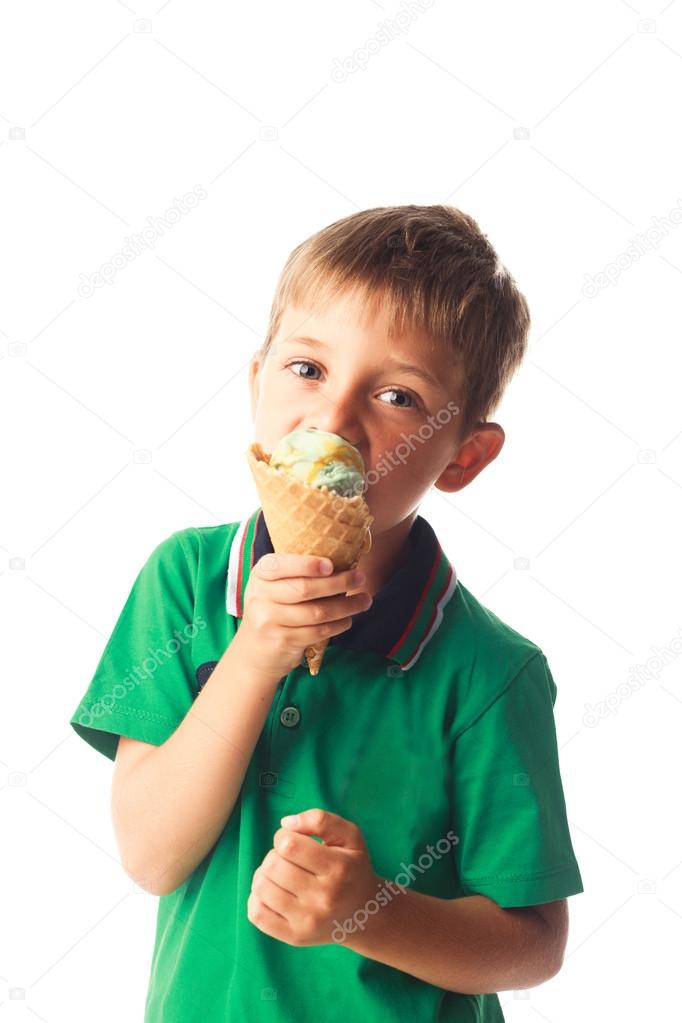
[
  {"x1": 285, "y1": 359, "x2": 422, "y2": 412},
  {"x1": 287, "y1": 359, "x2": 322, "y2": 381},
  {"x1": 377, "y1": 388, "x2": 419, "y2": 410}
]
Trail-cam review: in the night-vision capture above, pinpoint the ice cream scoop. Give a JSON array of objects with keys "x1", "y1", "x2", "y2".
[{"x1": 268, "y1": 428, "x2": 366, "y2": 498}]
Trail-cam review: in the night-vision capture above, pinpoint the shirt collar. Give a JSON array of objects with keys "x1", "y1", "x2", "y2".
[{"x1": 226, "y1": 507, "x2": 457, "y2": 672}]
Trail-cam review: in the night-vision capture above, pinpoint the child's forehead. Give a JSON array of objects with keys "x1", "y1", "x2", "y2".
[
  {"x1": 277, "y1": 294, "x2": 442, "y2": 354},
  {"x1": 280, "y1": 289, "x2": 387, "y2": 332}
]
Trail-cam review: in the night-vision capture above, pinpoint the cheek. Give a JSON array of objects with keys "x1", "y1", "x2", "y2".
[{"x1": 387, "y1": 429, "x2": 443, "y2": 475}]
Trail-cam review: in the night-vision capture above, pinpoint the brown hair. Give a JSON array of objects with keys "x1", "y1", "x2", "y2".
[{"x1": 259, "y1": 204, "x2": 531, "y2": 442}]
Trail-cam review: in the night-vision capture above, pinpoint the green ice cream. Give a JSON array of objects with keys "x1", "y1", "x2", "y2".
[{"x1": 269, "y1": 428, "x2": 366, "y2": 498}]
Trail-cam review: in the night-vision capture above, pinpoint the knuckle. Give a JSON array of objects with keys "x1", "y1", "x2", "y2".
[
  {"x1": 249, "y1": 602, "x2": 267, "y2": 631},
  {"x1": 326, "y1": 863, "x2": 343, "y2": 888},
  {"x1": 318, "y1": 890, "x2": 335, "y2": 917},
  {"x1": 311, "y1": 603, "x2": 324, "y2": 622},
  {"x1": 309, "y1": 808, "x2": 325, "y2": 829},
  {"x1": 274, "y1": 828, "x2": 293, "y2": 852}
]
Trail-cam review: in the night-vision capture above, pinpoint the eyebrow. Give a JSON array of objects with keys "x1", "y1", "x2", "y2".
[{"x1": 282, "y1": 335, "x2": 445, "y2": 391}]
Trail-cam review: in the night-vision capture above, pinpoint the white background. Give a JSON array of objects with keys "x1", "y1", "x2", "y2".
[{"x1": 2, "y1": 0, "x2": 681, "y2": 1019}]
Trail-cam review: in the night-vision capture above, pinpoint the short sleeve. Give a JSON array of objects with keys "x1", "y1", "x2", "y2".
[
  {"x1": 68, "y1": 530, "x2": 199, "y2": 763},
  {"x1": 450, "y1": 650, "x2": 584, "y2": 908}
]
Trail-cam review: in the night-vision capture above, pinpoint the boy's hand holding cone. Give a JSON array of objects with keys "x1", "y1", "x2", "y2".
[{"x1": 246, "y1": 428, "x2": 373, "y2": 675}]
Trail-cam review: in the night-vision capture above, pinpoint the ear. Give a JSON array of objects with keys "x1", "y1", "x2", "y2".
[
  {"x1": 434, "y1": 422, "x2": 505, "y2": 494},
  {"x1": 249, "y1": 349, "x2": 264, "y2": 421}
]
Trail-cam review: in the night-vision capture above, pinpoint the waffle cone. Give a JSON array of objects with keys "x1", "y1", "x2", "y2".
[{"x1": 246, "y1": 441, "x2": 373, "y2": 675}]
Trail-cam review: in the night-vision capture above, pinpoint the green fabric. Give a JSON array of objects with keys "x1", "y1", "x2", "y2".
[
  {"x1": 70, "y1": 529, "x2": 200, "y2": 761},
  {"x1": 69, "y1": 520, "x2": 583, "y2": 1022}
]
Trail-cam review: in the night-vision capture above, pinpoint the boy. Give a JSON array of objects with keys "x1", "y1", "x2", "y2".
[{"x1": 69, "y1": 204, "x2": 584, "y2": 1022}]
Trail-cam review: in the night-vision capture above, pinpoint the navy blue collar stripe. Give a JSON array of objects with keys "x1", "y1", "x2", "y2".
[{"x1": 226, "y1": 507, "x2": 457, "y2": 671}]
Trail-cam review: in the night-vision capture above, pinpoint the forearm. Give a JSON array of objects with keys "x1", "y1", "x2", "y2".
[
  {"x1": 112, "y1": 630, "x2": 280, "y2": 895},
  {"x1": 343, "y1": 885, "x2": 558, "y2": 994}
]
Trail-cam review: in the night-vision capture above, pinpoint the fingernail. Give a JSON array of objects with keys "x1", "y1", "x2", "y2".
[
  {"x1": 319, "y1": 559, "x2": 333, "y2": 574},
  {"x1": 353, "y1": 570, "x2": 365, "y2": 585},
  {"x1": 281, "y1": 814, "x2": 300, "y2": 827}
]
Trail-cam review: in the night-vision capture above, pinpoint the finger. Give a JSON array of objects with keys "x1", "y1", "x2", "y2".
[
  {"x1": 273, "y1": 827, "x2": 337, "y2": 875},
  {"x1": 247, "y1": 892, "x2": 288, "y2": 940},
  {"x1": 265, "y1": 851, "x2": 317, "y2": 892},
  {"x1": 260, "y1": 567, "x2": 367, "y2": 605},
  {"x1": 267, "y1": 591, "x2": 371, "y2": 629},
  {"x1": 252, "y1": 871, "x2": 299, "y2": 917},
  {"x1": 254, "y1": 552, "x2": 333, "y2": 581},
  {"x1": 280, "y1": 808, "x2": 362, "y2": 849}
]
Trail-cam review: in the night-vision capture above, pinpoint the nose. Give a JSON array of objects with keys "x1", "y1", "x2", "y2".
[{"x1": 307, "y1": 426, "x2": 360, "y2": 449}]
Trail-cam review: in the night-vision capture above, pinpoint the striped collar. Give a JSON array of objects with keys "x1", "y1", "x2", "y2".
[{"x1": 226, "y1": 508, "x2": 457, "y2": 672}]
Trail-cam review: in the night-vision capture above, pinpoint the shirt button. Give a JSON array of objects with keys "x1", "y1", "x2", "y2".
[{"x1": 280, "y1": 705, "x2": 301, "y2": 728}]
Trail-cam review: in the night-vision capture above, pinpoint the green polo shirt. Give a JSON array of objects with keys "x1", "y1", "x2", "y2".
[{"x1": 69, "y1": 507, "x2": 584, "y2": 1022}]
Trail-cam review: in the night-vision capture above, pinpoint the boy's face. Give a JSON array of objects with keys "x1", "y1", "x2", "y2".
[{"x1": 248, "y1": 290, "x2": 503, "y2": 536}]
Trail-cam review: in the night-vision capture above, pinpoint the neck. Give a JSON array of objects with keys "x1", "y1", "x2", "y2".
[{"x1": 349, "y1": 510, "x2": 418, "y2": 598}]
